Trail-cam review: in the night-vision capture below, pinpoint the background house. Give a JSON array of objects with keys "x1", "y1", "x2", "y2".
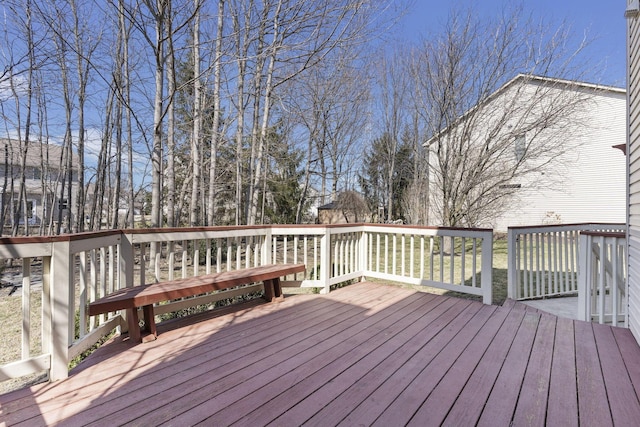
[
  {"x1": 0, "y1": 138, "x2": 79, "y2": 232},
  {"x1": 425, "y1": 75, "x2": 626, "y2": 232},
  {"x1": 316, "y1": 191, "x2": 371, "y2": 224}
]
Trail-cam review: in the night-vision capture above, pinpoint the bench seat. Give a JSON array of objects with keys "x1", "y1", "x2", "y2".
[{"x1": 89, "y1": 263, "x2": 306, "y2": 342}]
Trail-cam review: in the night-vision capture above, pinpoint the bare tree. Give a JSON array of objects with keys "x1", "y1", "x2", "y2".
[
  {"x1": 401, "y1": 112, "x2": 429, "y2": 225},
  {"x1": 206, "y1": 0, "x2": 225, "y2": 226},
  {"x1": 374, "y1": 50, "x2": 409, "y2": 222},
  {"x1": 281, "y1": 48, "x2": 370, "y2": 223},
  {"x1": 411, "y1": 7, "x2": 593, "y2": 228}
]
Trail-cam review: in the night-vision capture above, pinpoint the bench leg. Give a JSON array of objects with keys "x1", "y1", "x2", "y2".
[
  {"x1": 141, "y1": 305, "x2": 158, "y2": 342},
  {"x1": 125, "y1": 306, "x2": 157, "y2": 343},
  {"x1": 263, "y1": 278, "x2": 284, "y2": 302},
  {"x1": 126, "y1": 308, "x2": 142, "y2": 343}
]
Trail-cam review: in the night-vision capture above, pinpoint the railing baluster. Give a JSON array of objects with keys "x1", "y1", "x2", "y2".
[
  {"x1": 21, "y1": 258, "x2": 31, "y2": 360},
  {"x1": 401, "y1": 234, "x2": 406, "y2": 277},
  {"x1": 79, "y1": 252, "x2": 88, "y2": 337},
  {"x1": 461, "y1": 237, "x2": 466, "y2": 287},
  {"x1": 472, "y1": 238, "x2": 477, "y2": 288},
  {"x1": 384, "y1": 234, "x2": 389, "y2": 274},
  {"x1": 598, "y1": 236, "x2": 606, "y2": 324},
  {"x1": 450, "y1": 236, "x2": 455, "y2": 286},
  {"x1": 410, "y1": 235, "x2": 415, "y2": 278},
  {"x1": 420, "y1": 235, "x2": 425, "y2": 280},
  {"x1": 429, "y1": 236, "x2": 434, "y2": 281}
]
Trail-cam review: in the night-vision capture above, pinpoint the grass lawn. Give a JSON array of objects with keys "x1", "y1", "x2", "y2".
[{"x1": 373, "y1": 237, "x2": 509, "y2": 305}]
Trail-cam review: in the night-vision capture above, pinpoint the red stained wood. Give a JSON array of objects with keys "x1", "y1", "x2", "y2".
[
  {"x1": 3, "y1": 282, "x2": 640, "y2": 426},
  {"x1": 476, "y1": 311, "x2": 540, "y2": 426},
  {"x1": 88, "y1": 263, "x2": 305, "y2": 342},
  {"x1": 593, "y1": 322, "x2": 640, "y2": 425},
  {"x1": 546, "y1": 316, "x2": 578, "y2": 427},
  {"x1": 511, "y1": 313, "x2": 556, "y2": 427},
  {"x1": 443, "y1": 307, "x2": 527, "y2": 426},
  {"x1": 574, "y1": 321, "x2": 614, "y2": 426},
  {"x1": 269, "y1": 295, "x2": 461, "y2": 427},
  {"x1": 406, "y1": 302, "x2": 512, "y2": 426}
]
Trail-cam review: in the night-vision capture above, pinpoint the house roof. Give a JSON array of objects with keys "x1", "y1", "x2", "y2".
[
  {"x1": 317, "y1": 201, "x2": 339, "y2": 210},
  {"x1": 0, "y1": 138, "x2": 80, "y2": 170},
  {"x1": 424, "y1": 74, "x2": 625, "y2": 147}
]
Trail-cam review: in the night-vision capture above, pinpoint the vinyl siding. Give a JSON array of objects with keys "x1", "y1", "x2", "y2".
[
  {"x1": 628, "y1": 6, "x2": 640, "y2": 344},
  {"x1": 493, "y1": 91, "x2": 626, "y2": 231}
]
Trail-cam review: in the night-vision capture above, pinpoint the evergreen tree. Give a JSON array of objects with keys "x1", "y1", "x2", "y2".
[
  {"x1": 360, "y1": 132, "x2": 414, "y2": 222},
  {"x1": 264, "y1": 128, "x2": 309, "y2": 224}
]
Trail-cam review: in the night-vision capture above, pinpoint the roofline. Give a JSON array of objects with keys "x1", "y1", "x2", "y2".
[
  {"x1": 519, "y1": 74, "x2": 625, "y2": 95},
  {"x1": 423, "y1": 74, "x2": 625, "y2": 147}
]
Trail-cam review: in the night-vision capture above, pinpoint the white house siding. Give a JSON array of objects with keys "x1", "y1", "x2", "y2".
[
  {"x1": 493, "y1": 89, "x2": 627, "y2": 231},
  {"x1": 627, "y1": 2, "x2": 640, "y2": 344}
]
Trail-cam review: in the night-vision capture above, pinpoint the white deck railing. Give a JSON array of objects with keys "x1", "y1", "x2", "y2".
[
  {"x1": 0, "y1": 223, "x2": 493, "y2": 385},
  {"x1": 507, "y1": 223, "x2": 627, "y2": 325},
  {"x1": 578, "y1": 231, "x2": 627, "y2": 327},
  {"x1": 507, "y1": 223, "x2": 626, "y2": 300}
]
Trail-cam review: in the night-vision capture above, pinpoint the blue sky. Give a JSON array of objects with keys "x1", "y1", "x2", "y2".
[{"x1": 398, "y1": 1, "x2": 626, "y2": 87}]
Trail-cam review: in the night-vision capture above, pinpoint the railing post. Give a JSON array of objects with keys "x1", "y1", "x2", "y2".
[
  {"x1": 577, "y1": 233, "x2": 590, "y2": 321},
  {"x1": 507, "y1": 228, "x2": 517, "y2": 299},
  {"x1": 120, "y1": 232, "x2": 134, "y2": 290},
  {"x1": 262, "y1": 227, "x2": 272, "y2": 265},
  {"x1": 481, "y1": 231, "x2": 493, "y2": 305},
  {"x1": 48, "y1": 239, "x2": 73, "y2": 381},
  {"x1": 359, "y1": 227, "x2": 367, "y2": 281},
  {"x1": 119, "y1": 232, "x2": 135, "y2": 334},
  {"x1": 320, "y1": 227, "x2": 331, "y2": 294}
]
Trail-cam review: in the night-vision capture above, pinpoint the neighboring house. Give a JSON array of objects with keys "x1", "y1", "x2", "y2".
[
  {"x1": 317, "y1": 201, "x2": 346, "y2": 224},
  {"x1": 0, "y1": 138, "x2": 79, "y2": 230},
  {"x1": 424, "y1": 74, "x2": 626, "y2": 232},
  {"x1": 317, "y1": 192, "x2": 371, "y2": 224}
]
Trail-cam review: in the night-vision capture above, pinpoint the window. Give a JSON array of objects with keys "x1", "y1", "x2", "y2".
[{"x1": 514, "y1": 134, "x2": 526, "y2": 162}]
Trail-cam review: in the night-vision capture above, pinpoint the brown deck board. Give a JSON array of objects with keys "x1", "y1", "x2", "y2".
[
  {"x1": 593, "y1": 322, "x2": 640, "y2": 425},
  {"x1": 476, "y1": 311, "x2": 541, "y2": 426},
  {"x1": 574, "y1": 320, "x2": 615, "y2": 426},
  {"x1": 375, "y1": 304, "x2": 499, "y2": 426},
  {"x1": 612, "y1": 326, "x2": 640, "y2": 393},
  {"x1": 85, "y1": 284, "x2": 400, "y2": 426},
  {"x1": 284, "y1": 296, "x2": 467, "y2": 426},
  {"x1": 2, "y1": 281, "x2": 640, "y2": 426},
  {"x1": 123, "y1": 284, "x2": 421, "y2": 426},
  {"x1": 6, "y1": 284, "x2": 393, "y2": 425},
  {"x1": 443, "y1": 306, "x2": 527, "y2": 425},
  {"x1": 336, "y1": 301, "x2": 482, "y2": 426},
  {"x1": 406, "y1": 302, "x2": 510, "y2": 425},
  {"x1": 511, "y1": 312, "x2": 556, "y2": 427},
  {"x1": 546, "y1": 316, "x2": 578, "y2": 427},
  {"x1": 211, "y1": 293, "x2": 443, "y2": 426}
]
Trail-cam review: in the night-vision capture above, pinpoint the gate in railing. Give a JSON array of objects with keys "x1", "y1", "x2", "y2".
[
  {"x1": 507, "y1": 223, "x2": 627, "y2": 325},
  {"x1": 0, "y1": 224, "x2": 493, "y2": 387},
  {"x1": 578, "y1": 232, "x2": 627, "y2": 327}
]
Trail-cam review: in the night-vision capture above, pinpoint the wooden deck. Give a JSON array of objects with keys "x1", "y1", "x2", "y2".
[{"x1": 2, "y1": 282, "x2": 640, "y2": 426}]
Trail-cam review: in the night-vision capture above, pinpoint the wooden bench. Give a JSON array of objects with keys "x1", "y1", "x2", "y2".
[{"x1": 88, "y1": 263, "x2": 306, "y2": 343}]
